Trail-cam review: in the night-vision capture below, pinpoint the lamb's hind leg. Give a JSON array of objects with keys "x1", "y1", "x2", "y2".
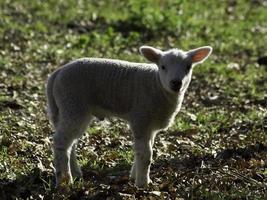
[
  {"x1": 53, "y1": 127, "x2": 75, "y2": 186},
  {"x1": 70, "y1": 141, "x2": 82, "y2": 180},
  {"x1": 53, "y1": 114, "x2": 91, "y2": 186}
]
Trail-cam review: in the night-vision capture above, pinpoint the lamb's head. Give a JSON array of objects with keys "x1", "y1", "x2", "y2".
[{"x1": 140, "y1": 46, "x2": 212, "y2": 93}]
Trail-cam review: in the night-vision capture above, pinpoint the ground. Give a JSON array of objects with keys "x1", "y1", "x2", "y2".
[{"x1": 0, "y1": 0, "x2": 266, "y2": 199}]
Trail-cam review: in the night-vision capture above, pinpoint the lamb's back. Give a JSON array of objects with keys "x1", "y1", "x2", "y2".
[{"x1": 54, "y1": 58, "x2": 158, "y2": 117}]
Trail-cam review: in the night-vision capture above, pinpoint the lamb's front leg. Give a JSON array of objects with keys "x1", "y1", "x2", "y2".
[
  {"x1": 130, "y1": 131, "x2": 157, "y2": 182},
  {"x1": 132, "y1": 130, "x2": 153, "y2": 188}
]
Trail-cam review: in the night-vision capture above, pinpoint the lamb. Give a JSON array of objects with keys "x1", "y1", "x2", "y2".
[{"x1": 46, "y1": 45, "x2": 212, "y2": 188}]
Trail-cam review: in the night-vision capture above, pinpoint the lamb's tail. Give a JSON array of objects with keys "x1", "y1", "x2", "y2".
[{"x1": 46, "y1": 69, "x2": 60, "y2": 128}]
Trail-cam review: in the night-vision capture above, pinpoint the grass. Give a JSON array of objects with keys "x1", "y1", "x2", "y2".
[{"x1": 0, "y1": 0, "x2": 266, "y2": 199}]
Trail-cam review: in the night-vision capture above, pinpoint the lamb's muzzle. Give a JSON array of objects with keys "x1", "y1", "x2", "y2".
[{"x1": 170, "y1": 79, "x2": 182, "y2": 92}]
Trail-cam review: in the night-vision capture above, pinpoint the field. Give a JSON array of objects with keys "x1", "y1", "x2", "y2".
[{"x1": 0, "y1": 0, "x2": 266, "y2": 199}]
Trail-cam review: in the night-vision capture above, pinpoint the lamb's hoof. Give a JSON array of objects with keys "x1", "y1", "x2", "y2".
[
  {"x1": 56, "y1": 172, "x2": 73, "y2": 188},
  {"x1": 71, "y1": 169, "x2": 83, "y2": 181},
  {"x1": 135, "y1": 178, "x2": 152, "y2": 189},
  {"x1": 135, "y1": 182, "x2": 150, "y2": 189}
]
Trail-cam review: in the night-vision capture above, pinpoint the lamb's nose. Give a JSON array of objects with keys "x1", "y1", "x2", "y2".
[{"x1": 170, "y1": 79, "x2": 182, "y2": 92}]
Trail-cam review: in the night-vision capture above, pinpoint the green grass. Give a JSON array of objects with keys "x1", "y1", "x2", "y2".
[{"x1": 0, "y1": 0, "x2": 266, "y2": 199}]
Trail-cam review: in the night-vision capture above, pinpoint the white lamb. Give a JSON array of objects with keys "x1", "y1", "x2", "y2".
[{"x1": 46, "y1": 45, "x2": 212, "y2": 188}]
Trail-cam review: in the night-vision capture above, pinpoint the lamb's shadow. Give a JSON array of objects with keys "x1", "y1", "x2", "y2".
[
  {"x1": 0, "y1": 168, "x2": 54, "y2": 200},
  {"x1": 0, "y1": 161, "x2": 132, "y2": 200},
  {"x1": 1, "y1": 142, "x2": 266, "y2": 199},
  {"x1": 81, "y1": 141, "x2": 267, "y2": 191},
  {"x1": 154, "y1": 142, "x2": 267, "y2": 170},
  {"x1": 81, "y1": 161, "x2": 131, "y2": 186}
]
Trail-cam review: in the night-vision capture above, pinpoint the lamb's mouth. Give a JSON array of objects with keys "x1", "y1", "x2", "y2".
[{"x1": 170, "y1": 84, "x2": 182, "y2": 92}]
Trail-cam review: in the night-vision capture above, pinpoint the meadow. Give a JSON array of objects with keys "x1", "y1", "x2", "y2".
[{"x1": 0, "y1": 0, "x2": 266, "y2": 199}]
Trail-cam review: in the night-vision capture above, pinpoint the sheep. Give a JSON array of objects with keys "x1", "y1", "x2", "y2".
[{"x1": 46, "y1": 45, "x2": 212, "y2": 188}]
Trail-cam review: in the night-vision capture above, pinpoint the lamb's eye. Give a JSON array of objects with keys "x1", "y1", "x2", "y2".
[{"x1": 161, "y1": 65, "x2": 166, "y2": 70}]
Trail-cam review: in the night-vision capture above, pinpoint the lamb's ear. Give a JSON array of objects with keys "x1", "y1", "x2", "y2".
[
  {"x1": 187, "y1": 46, "x2": 212, "y2": 65},
  {"x1": 139, "y1": 46, "x2": 162, "y2": 63}
]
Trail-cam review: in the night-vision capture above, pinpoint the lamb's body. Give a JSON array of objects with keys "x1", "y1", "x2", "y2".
[
  {"x1": 47, "y1": 45, "x2": 212, "y2": 188},
  {"x1": 48, "y1": 58, "x2": 182, "y2": 132}
]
